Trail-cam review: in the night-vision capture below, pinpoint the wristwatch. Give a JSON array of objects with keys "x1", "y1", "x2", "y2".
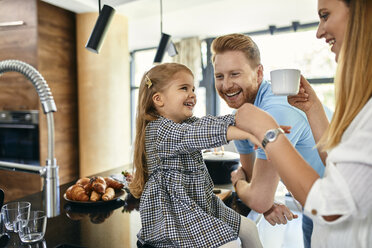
[{"x1": 262, "y1": 128, "x2": 284, "y2": 148}]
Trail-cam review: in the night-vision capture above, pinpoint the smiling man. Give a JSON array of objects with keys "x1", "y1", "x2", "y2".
[{"x1": 211, "y1": 33, "x2": 328, "y2": 248}]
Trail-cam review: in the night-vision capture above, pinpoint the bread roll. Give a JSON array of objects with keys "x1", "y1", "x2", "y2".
[
  {"x1": 91, "y1": 176, "x2": 107, "y2": 194},
  {"x1": 104, "y1": 177, "x2": 124, "y2": 190},
  {"x1": 90, "y1": 190, "x2": 101, "y2": 202},
  {"x1": 102, "y1": 187, "x2": 115, "y2": 201},
  {"x1": 68, "y1": 184, "x2": 89, "y2": 201},
  {"x1": 65, "y1": 185, "x2": 74, "y2": 200},
  {"x1": 76, "y1": 177, "x2": 90, "y2": 186}
]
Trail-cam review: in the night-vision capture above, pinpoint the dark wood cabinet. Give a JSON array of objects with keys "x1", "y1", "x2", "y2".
[
  {"x1": 0, "y1": 0, "x2": 38, "y2": 110},
  {"x1": 0, "y1": 0, "x2": 79, "y2": 202}
]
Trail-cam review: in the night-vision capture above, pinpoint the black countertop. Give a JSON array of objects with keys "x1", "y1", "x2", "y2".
[{"x1": 2, "y1": 167, "x2": 250, "y2": 248}]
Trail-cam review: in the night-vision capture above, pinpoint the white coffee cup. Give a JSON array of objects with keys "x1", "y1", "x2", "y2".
[{"x1": 270, "y1": 69, "x2": 301, "y2": 96}]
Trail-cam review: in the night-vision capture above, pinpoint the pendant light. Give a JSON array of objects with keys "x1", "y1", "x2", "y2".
[
  {"x1": 85, "y1": 0, "x2": 115, "y2": 54},
  {"x1": 153, "y1": 0, "x2": 178, "y2": 63}
]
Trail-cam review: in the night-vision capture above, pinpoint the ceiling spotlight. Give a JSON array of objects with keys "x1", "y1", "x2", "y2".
[
  {"x1": 153, "y1": 0, "x2": 178, "y2": 63},
  {"x1": 167, "y1": 41, "x2": 178, "y2": 57},
  {"x1": 153, "y1": 33, "x2": 178, "y2": 64},
  {"x1": 269, "y1": 25, "x2": 277, "y2": 35},
  {"x1": 85, "y1": 3, "x2": 115, "y2": 54},
  {"x1": 292, "y1": 21, "x2": 300, "y2": 32}
]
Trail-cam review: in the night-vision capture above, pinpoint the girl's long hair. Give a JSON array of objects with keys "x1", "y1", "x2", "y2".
[
  {"x1": 129, "y1": 63, "x2": 193, "y2": 198},
  {"x1": 319, "y1": 0, "x2": 372, "y2": 150}
]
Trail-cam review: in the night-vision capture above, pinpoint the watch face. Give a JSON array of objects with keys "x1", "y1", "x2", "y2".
[{"x1": 266, "y1": 130, "x2": 276, "y2": 140}]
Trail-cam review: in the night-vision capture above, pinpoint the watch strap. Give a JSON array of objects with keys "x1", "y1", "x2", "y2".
[{"x1": 262, "y1": 137, "x2": 270, "y2": 149}]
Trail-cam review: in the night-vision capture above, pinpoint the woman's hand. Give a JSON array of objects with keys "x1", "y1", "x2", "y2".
[
  {"x1": 287, "y1": 75, "x2": 321, "y2": 114},
  {"x1": 235, "y1": 103, "x2": 280, "y2": 141}
]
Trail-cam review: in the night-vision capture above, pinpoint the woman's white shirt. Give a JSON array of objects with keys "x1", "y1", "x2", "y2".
[{"x1": 304, "y1": 98, "x2": 372, "y2": 248}]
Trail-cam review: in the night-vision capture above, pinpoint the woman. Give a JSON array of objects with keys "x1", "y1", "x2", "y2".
[{"x1": 235, "y1": 0, "x2": 372, "y2": 247}]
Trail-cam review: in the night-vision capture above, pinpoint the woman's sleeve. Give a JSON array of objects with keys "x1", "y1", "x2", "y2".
[
  {"x1": 156, "y1": 114, "x2": 235, "y2": 156},
  {"x1": 304, "y1": 161, "x2": 372, "y2": 225}
]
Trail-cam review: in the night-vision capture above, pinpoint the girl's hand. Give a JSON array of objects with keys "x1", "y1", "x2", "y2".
[
  {"x1": 287, "y1": 75, "x2": 321, "y2": 114},
  {"x1": 280, "y1": 125, "x2": 291, "y2": 134}
]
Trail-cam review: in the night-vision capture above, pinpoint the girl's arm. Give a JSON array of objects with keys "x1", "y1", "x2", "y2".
[
  {"x1": 156, "y1": 115, "x2": 236, "y2": 155},
  {"x1": 227, "y1": 126, "x2": 262, "y2": 148}
]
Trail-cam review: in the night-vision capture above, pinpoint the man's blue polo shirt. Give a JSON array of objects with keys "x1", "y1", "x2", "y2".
[{"x1": 234, "y1": 80, "x2": 326, "y2": 177}]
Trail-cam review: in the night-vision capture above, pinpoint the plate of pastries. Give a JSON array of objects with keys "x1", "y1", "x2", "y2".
[{"x1": 64, "y1": 176, "x2": 126, "y2": 205}]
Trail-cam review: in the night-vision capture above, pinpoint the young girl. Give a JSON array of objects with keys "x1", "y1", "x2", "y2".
[{"x1": 130, "y1": 63, "x2": 262, "y2": 248}]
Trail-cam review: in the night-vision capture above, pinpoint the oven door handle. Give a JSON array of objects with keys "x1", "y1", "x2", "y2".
[{"x1": 0, "y1": 123, "x2": 37, "y2": 129}]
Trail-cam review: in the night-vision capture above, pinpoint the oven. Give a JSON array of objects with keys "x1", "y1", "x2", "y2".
[{"x1": 0, "y1": 110, "x2": 40, "y2": 165}]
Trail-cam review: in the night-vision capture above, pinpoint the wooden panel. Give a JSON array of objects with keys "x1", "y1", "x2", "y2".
[
  {"x1": 37, "y1": 1, "x2": 79, "y2": 185},
  {"x1": 0, "y1": 28, "x2": 38, "y2": 63},
  {"x1": 77, "y1": 13, "x2": 131, "y2": 177},
  {"x1": 0, "y1": 0, "x2": 38, "y2": 110},
  {"x1": 0, "y1": 0, "x2": 41, "y2": 203},
  {"x1": 0, "y1": 171, "x2": 42, "y2": 203},
  {"x1": 0, "y1": 0, "x2": 37, "y2": 27},
  {"x1": 0, "y1": 77, "x2": 39, "y2": 110}
]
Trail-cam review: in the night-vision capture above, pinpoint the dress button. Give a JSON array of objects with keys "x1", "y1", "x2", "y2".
[{"x1": 311, "y1": 209, "x2": 317, "y2": 215}]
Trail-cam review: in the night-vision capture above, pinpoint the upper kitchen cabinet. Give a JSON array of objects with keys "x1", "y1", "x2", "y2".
[
  {"x1": 0, "y1": 0, "x2": 78, "y2": 202},
  {"x1": 0, "y1": 0, "x2": 38, "y2": 109}
]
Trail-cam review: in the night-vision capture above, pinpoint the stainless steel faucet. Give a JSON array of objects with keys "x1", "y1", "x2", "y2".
[{"x1": 0, "y1": 60, "x2": 60, "y2": 218}]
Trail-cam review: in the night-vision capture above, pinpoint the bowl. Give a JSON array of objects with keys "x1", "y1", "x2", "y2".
[{"x1": 202, "y1": 151, "x2": 240, "y2": 184}]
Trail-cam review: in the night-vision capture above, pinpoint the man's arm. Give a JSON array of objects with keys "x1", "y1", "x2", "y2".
[
  {"x1": 232, "y1": 156, "x2": 298, "y2": 225},
  {"x1": 235, "y1": 158, "x2": 280, "y2": 213},
  {"x1": 240, "y1": 153, "x2": 255, "y2": 183}
]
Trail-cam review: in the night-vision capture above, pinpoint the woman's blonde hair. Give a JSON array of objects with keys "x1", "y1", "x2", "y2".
[
  {"x1": 129, "y1": 63, "x2": 193, "y2": 198},
  {"x1": 319, "y1": 0, "x2": 372, "y2": 150}
]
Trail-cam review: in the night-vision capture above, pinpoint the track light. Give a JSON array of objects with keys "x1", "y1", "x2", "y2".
[
  {"x1": 153, "y1": 33, "x2": 178, "y2": 63},
  {"x1": 85, "y1": 4, "x2": 115, "y2": 54},
  {"x1": 269, "y1": 25, "x2": 276, "y2": 35},
  {"x1": 153, "y1": 0, "x2": 178, "y2": 63},
  {"x1": 292, "y1": 21, "x2": 300, "y2": 32},
  {"x1": 167, "y1": 41, "x2": 178, "y2": 57}
]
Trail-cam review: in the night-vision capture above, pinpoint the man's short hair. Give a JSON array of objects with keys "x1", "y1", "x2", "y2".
[{"x1": 211, "y1": 33, "x2": 261, "y2": 68}]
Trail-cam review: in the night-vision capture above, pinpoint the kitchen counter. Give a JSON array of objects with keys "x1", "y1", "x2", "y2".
[{"x1": 2, "y1": 166, "x2": 250, "y2": 248}]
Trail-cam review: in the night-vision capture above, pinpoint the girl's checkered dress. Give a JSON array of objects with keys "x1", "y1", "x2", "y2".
[{"x1": 137, "y1": 114, "x2": 241, "y2": 247}]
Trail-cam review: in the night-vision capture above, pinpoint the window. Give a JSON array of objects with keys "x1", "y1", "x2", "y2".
[{"x1": 130, "y1": 48, "x2": 164, "y2": 140}]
